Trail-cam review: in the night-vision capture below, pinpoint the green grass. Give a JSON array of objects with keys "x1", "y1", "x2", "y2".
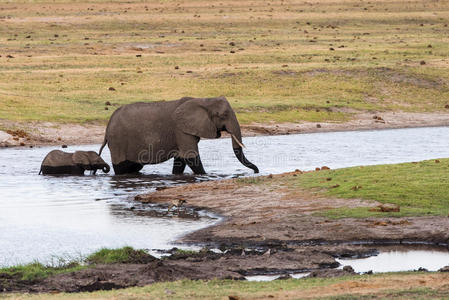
[
  {"x1": 85, "y1": 246, "x2": 156, "y2": 264},
  {"x1": 0, "y1": 262, "x2": 85, "y2": 282},
  {"x1": 0, "y1": 0, "x2": 449, "y2": 124},
  {"x1": 291, "y1": 159, "x2": 449, "y2": 218}
]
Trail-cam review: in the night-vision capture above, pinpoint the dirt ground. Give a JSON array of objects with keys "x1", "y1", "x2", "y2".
[
  {"x1": 3, "y1": 171, "x2": 448, "y2": 293},
  {"x1": 1, "y1": 111, "x2": 449, "y2": 147}
]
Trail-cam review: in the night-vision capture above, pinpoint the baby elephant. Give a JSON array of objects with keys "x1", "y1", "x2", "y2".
[{"x1": 40, "y1": 150, "x2": 110, "y2": 175}]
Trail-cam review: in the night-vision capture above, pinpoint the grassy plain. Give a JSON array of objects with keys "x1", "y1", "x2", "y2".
[{"x1": 0, "y1": 0, "x2": 448, "y2": 124}]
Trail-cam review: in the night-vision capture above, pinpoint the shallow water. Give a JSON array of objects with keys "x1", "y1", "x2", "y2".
[
  {"x1": 337, "y1": 250, "x2": 449, "y2": 273},
  {"x1": 1, "y1": 126, "x2": 449, "y2": 266}
]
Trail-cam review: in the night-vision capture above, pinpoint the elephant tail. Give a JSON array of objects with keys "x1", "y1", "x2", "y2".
[{"x1": 99, "y1": 137, "x2": 107, "y2": 156}]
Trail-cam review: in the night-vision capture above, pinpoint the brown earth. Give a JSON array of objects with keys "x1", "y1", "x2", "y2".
[
  {"x1": 3, "y1": 171, "x2": 448, "y2": 293},
  {"x1": 1, "y1": 110, "x2": 449, "y2": 147}
]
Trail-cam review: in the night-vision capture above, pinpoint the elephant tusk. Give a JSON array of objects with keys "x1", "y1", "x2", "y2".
[{"x1": 231, "y1": 134, "x2": 246, "y2": 148}]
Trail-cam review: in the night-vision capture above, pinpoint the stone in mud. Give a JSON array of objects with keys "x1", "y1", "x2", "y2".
[{"x1": 438, "y1": 266, "x2": 449, "y2": 272}]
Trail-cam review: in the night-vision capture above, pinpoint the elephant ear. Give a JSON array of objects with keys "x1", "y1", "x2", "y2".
[
  {"x1": 72, "y1": 151, "x2": 90, "y2": 166},
  {"x1": 173, "y1": 100, "x2": 217, "y2": 138}
]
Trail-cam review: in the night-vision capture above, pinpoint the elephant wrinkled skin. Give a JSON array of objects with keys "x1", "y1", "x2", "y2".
[{"x1": 99, "y1": 96, "x2": 259, "y2": 175}]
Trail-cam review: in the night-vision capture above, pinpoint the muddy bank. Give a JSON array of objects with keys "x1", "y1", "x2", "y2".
[
  {"x1": 2, "y1": 171, "x2": 449, "y2": 293},
  {"x1": 2, "y1": 111, "x2": 449, "y2": 147},
  {"x1": 135, "y1": 174, "x2": 449, "y2": 247}
]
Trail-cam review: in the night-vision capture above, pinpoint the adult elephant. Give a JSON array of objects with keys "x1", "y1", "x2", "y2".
[{"x1": 99, "y1": 96, "x2": 259, "y2": 175}]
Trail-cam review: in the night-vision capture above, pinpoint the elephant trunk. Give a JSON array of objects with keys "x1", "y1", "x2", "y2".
[
  {"x1": 102, "y1": 164, "x2": 110, "y2": 173},
  {"x1": 226, "y1": 114, "x2": 259, "y2": 174}
]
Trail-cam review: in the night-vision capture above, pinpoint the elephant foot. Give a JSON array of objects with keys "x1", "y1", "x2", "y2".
[
  {"x1": 184, "y1": 155, "x2": 206, "y2": 175},
  {"x1": 172, "y1": 157, "x2": 187, "y2": 175},
  {"x1": 113, "y1": 160, "x2": 144, "y2": 175}
]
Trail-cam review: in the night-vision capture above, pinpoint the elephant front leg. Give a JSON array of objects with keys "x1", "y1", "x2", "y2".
[
  {"x1": 175, "y1": 132, "x2": 206, "y2": 175},
  {"x1": 184, "y1": 155, "x2": 206, "y2": 175},
  {"x1": 172, "y1": 157, "x2": 186, "y2": 174}
]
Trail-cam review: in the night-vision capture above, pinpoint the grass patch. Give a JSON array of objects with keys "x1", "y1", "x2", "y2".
[
  {"x1": 1, "y1": 0, "x2": 449, "y2": 124},
  {"x1": 85, "y1": 246, "x2": 156, "y2": 264},
  {"x1": 0, "y1": 262, "x2": 84, "y2": 282},
  {"x1": 290, "y1": 159, "x2": 449, "y2": 218}
]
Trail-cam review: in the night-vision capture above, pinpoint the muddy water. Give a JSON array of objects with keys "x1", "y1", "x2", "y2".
[
  {"x1": 337, "y1": 250, "x2": 449, "y2": 273},
  {"x1": 1, "y1": 126, "x2": 449, "y2": 266}
]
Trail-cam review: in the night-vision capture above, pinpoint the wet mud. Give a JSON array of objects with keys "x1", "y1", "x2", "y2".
[{"x1": 3, "y1": 173, "x2": 449, "y2": 293}]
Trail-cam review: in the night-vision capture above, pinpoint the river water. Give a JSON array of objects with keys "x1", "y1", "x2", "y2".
[{"x1": 0, "y1": 126, "x2": 448, "y2": 266}]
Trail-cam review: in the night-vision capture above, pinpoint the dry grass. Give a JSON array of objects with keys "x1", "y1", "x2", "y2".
[{"x1": 0, "y1": 0, "x2": 448, "y2": 124}]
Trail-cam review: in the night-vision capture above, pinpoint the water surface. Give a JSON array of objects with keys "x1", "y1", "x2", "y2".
[{"x1": 1, "y1": 126, "x2": 448, "y2": 266}]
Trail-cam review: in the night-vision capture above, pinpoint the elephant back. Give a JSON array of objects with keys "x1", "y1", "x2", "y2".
[{"x1": 42, "y1": 150, "x2": 73, "y2": 167}]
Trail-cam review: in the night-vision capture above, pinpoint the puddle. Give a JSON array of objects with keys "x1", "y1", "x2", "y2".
[
  {"x1": 337, "y1": 250, "x2": 449, "y2": 273},
  {"x1": 1, "y1": 126, "x2": 449, "y2": 266}
]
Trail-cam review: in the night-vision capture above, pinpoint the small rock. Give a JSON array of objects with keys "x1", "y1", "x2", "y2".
[
  {"x1": 329, "y1": 47, "x2": 335, "y2": 51},
  {"x1": 321, "y1": 166, "x2": 330, "y2": 170},
  {"x1": 438, "y1": 265, "x2": 449, "y2": 272},
  {"x1": 417, "y1": 267, "x2": 428, "y2": 272},
  {"x1": 316, "y1": 124, "x2": 321, "y2": 128},
  {"x1": 136, "y1": 54, "x2": 142, "y2": 57},
  {"x1": 61, "y1": 145, "x2": 68, "y2": 148},
  {"x1": 343, "y1": 265, "x2": 354, "y2": 273},
  {"x1": 229, "y1": 42, "x2": 236, "y2": 46},
  {"x1": 186, "y1": 70, "x2": 193, "y2": 73},
  {"x1": 420, "y1": 60, "x2": 426, "y2": 65},
  {"x1": 282, "y1": 64, "x2": 288, "y2": 67},
  {"x1": 427, "y1": 44, "x2": 432, "y2": 48},
  {"x1": 445, "y1": 104, "x2": 449, "y2": 109},
  {"x1": 108, "y1": 87, "x2": 116, "y2": 91},
  {"x1": 228, "y1": 296, "x2": 240, "y2": 300},
  {"x1": 268, "y1": 174, "x2": 273, "y2": 178},
  {"x1": 315, "y1": 167, "x2": 321, "y2": 171},
  {"x1": 230, "y1": 50, "x2": 235, "y2": 53},
  {"x1": 104, "y1": 107, "x2": 109, "y2": 110},
  {"x1": 330, "y1": 184, "x2": 340, "y2": 188},
  {"x1": 435, "y1": 159, "x2": 440, "y2": 163}
]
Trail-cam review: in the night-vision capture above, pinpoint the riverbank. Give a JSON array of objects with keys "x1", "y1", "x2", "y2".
[
  {"x1": 2, "y1": 111, "x2": 449, "y2": 147},
  {"x1": 2, "y1": 159, "x2": 449, "y2": 295},
  {"x1": 2, "y1": 0, "x2": 449, "y2": 141}
]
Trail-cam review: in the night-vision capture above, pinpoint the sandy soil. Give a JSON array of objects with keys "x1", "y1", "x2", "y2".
[{"x1": 1, "y1": 111, "x2": 449, "y2": 147}]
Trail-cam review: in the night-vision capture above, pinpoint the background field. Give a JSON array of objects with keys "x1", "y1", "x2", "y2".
[{"x1": 0, "y1": 0, "x2": 448, "y2": 124}]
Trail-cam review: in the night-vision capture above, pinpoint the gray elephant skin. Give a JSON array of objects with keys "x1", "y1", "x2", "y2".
[
  {"x1": 40, "y1": 150, "x2": 110, "y2": 175},
  {"x1": 99, "y1": 96, "x2": 259, "y2": 175}
]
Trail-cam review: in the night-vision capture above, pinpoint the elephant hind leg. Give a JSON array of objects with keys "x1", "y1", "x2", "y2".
[
  {"x1": 172, "y1": 157, "x2": 187, "y2": 175},
  {"x1": 113, "y1": 160, "x2": 143, "y2": 175}
]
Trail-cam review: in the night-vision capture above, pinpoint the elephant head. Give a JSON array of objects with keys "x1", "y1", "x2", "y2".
[
  {"x1": 72, "y1": 151, "x2": 110, "y2": 174},
  {"x1": 173, "y1": 97, "x2": 259, "y2": 173}
]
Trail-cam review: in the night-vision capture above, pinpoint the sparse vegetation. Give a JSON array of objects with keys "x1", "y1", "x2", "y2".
[
  {"x1": 0, "y1": 262, "x2": 84, "y2": 282},
  {"x1": 0, "y1": 0, "x2": 448, "y2": 124}
]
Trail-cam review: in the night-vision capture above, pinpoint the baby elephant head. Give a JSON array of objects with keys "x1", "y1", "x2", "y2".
[{"x1": 72, "y1": 151, "x2": 110, "y2": 174}]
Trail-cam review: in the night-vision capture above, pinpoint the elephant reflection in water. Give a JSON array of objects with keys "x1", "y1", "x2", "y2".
[{"x1": 100, "y1": 96, "x2": 259, "y2": 175}]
